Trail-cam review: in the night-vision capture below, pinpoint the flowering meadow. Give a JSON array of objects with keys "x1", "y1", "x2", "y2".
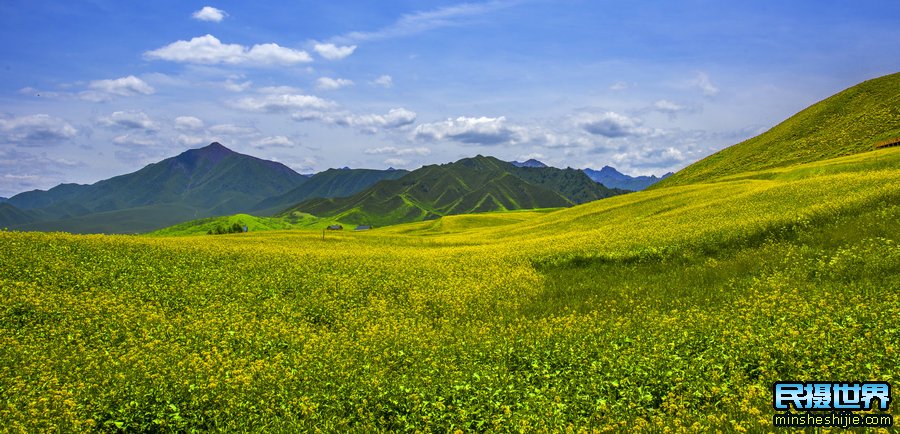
[{"x1": 2, "y1": 149, "x2": 899, "y2": 432}]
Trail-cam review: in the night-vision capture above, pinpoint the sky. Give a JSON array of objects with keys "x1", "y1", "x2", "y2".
[{"x1": 1, "y1": 1, "x2": 898, "y2": 197}]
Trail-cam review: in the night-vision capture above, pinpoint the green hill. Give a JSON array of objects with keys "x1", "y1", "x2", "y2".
[
  {"x1": 279, "y1": 155, "x2": 626, "y2": 226},
  {"x1": 252, "y1": 168, "x2": 409, "y2": 216},
  {"x1": 147, "y1": 213, "x2": 344, "y2": 236},
  {"x1": 656, "y1": 72, "x2": 900, "y2": 188},
  {"x1": 0, "y1": 203, "x2": 38, "y2": 227},
  {"x1": 3, "y1": 143, "x2": 308, "y2": 233}
]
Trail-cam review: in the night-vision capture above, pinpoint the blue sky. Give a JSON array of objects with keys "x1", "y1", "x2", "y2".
[{"x1": 1, "y1": 0, "x2": 898, "y2": 197}]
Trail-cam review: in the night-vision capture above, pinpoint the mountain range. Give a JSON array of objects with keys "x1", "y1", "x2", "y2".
[
  {"x1": 582, "y1": 166, "x2": 672, "y2": 191},
  {"x1": 279, "y1": 155, "x2": 627, "y2": 226},
  {"x1": 1, "y1": 143, "x2": 636, "y2": 233}
]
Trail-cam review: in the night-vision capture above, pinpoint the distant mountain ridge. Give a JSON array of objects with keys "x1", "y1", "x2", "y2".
[
  {"x1": 280, "y1": 155, "x2": 627, "y2": 226},
  {"x1": 510, "y1": 159, "x2": 549, "y2": 168},
  {"x1": 5, "y1": 142, "x2": 309, "y2": 233},
  {"x1": 252, "y1": 168, "x2": 409, "y2": 216},
  {"x1": 582, "y1": 166, "x2": 672, "y2": 191}
]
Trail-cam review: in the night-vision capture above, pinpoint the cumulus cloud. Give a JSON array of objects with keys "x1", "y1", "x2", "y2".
[
  {"x1": 250, "y1": 136, "x2": 296, "y2": 149},
  {"x1": 364, "y1": 146, "x2": 430, "y2": 156},
  {"x1": 177, "y1": 134, "x2": 207, "y2": 147},
  {"x1": 88, "y1": 75, "x2": 155, "y2": 97},
  {"x1": 576, "y1": 112, "x2": 650, "y2": 138},
  {"x1": 231, "y1": 93, "x2": 336, "y2": 112},
  {"x1": 174, "y1": 116, "x2": 204, "y2": 131},
  {"x1": 294, "y1": 108, "x2": 417, "y2": 134},
  {"x1": 145, "y1": 34, "x2": 312, "y2": 66},
  {"x1": 414, "y1": 116, "x2": 526, "y2": 146},
  {"x1": 609, "y1": 81, "x2": 632, "y2": 91},
  {"x1": 372, "y1": 75, "x2": 393, "y2": 88},
  {"x1": 313, "y1": 43, "x2": 357, "y2": 60},
  {"x1": 112, "y1": 134, "x2": 157, "y2": 148},
  {"x1": 334, "y1": 108, "x2": 417, "y2": 132},
  {"x1": 97, "y1": 111, "x2": 159, "y2": 131},
  {"x1": 0, "y1": 114, "x2": 77, "y2": 145},
  {"x1": 192, "y1": 6, "x2": 227, "y2": 22},
  {"x1": 612, "y1": 146, "x2": 688, "y2": 170},
  {"x1": 316, "y1": 77, "x2": 354, "y2": 90},
  {"x1": 689, "y1": 72, "x2": 720, "y2": 97}
]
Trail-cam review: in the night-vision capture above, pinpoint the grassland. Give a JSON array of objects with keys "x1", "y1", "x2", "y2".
[{"x1": 2, "y1": 148, "x2": 900, "y2": 432}]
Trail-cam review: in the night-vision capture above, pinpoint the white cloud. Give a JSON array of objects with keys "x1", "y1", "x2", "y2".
[
  {"x1": 250, "y1": 136, "x2": 296, "y2": 149},
  {"x1": 313, "y1": 43, "x2": 357, "y2": 60},
  {"x1": 609, "y1": 81, "x2": 632, "y2": 91},
  {"x1": 576, "y1": 112, "x2": 650, "y2": 138},
  {"x1": 650, "y1": 99, "x2": 698, "y2": 119},
  {"x1": 174, "y1": 116, "x2": 204, "y2": 131},
  {"x1": 208, "y1": 124, "x2": 257, "y2": 135},
  {"x1": 372, "y1": 75, "x2": 393, "y2": 88},
  {"x1": 97, "y1": 111, "x2": 159, "y2": 131},
  {"x1": 383, "y1": 158, "x2": 409, "y2": 167},
  {"x1": 689, "y1": 72, "x2": 720, "y2": 97},
  {"x1": 364, "y1": 146, "x2": 430, "y2": 156},
  {"x1": 257, "y1": 85, "x2": 303, "y2": 94},
  {"x1": 334, "y1": 1, "x2": 515, "y2": 44},
  {"x1": 223, "y1": 79, "x2": 252, "y2": 92},
  {"x1": 336, "y1": 108, "x2": 417, "y2": 131},
  {"x1": 316, "y1": 77, "x2": 354, "y2": 90},
  {"x1": 88, "y1": 75, "x2": 155, "y2": 96},
  {"x1": 414, "y1": 116, "x2": 524, "y2": 145},
  {"x1": 112, "y1": 134, "x2": 157, "y2": 148},
  {"x1": 231, "y1": 93, "x2": 336, "y2": 112},
  {"x1": 192, "y1": 6, "x2": 227, "y2": 22},
  {"x1": 177, "y1": 134, "x2": 207, "y2": 147},
  {"x1": 145, "y1": 34, "x2": 312, "y2": 66},
  {"x1": 0, "y1": 114, "x2": 77, "y2": 145},
  {"x1": 294, "y1": 107, "x2": 417, "y2": 134}
]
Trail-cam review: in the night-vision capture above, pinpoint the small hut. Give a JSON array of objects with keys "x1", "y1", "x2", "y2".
[
  {"x1": 326, "y1": 224, "x2": 343, "y2": 230},
  {"x1": 354, "y1": 225, "x2": 372, "y2": 231}
]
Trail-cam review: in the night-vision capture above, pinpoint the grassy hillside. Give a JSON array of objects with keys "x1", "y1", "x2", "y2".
[
  {"x1": 252, "y1": 168, "x2": 408, "y2": 216},
  {"x1": 0, "y1": 203, "x2": 37, "y2": 227},
  {"x1": 656, "y1": 72, "x2": 900, "y2": 187},
  {"x1": 281, "y1": 155, "x2": 624, "y2": 226},
  {"x1": 2, "y1": 147, "x2": 898, "y2": 431},
  {"x1": 148, "y1": 212, "x2": 346, "y2": 236}
]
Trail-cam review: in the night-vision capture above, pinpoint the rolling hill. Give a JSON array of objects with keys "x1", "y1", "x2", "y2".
[
  {"x1": 279, "y1": 155, "x2": 627, "y2": 226},
  {"x1": 252, "y1": 168, "x2": 409, "y2": 216},
  {"x1": 4, "y1": 142, "x2": 308, "y2": 233},
  {"x1": 655, "y1": 71, "x2": 900, "y2": 187},
  {"x1": 582, "y1": 166, "x2": 672, "y2": 191}
]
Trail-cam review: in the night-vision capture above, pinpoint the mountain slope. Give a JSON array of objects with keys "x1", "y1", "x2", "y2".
[
  {"x1": 0, "y1": 203, "x2": 38, "y2": 226},
  {"x1": 252, "y1": 168, "x2": 409, "y2": 216},
  {"x1": 4, "y1": 143, "x2": 308, "y2": 233},
  {"x1": 655, "y1": 72, "x2": 900, "y2": 188},
  {"x1": 280, "y1": 155, "x2": 625, "y2": 225},
  {"x1": 583, "y1": 166, "x2": 672, "y2": 191}
]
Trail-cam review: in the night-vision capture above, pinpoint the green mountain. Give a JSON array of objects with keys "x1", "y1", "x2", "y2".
[
  {"x1": 252, "y1": 168, "x2": 409, "y2": 216},
  {"x1": 0, "y1": 203, "x2": 38, "y2": 226},
  {"x1": 5, "y1": 143, "x2": 308, "y2": 233},
  {"x1": 656, "y1": 72, "x2": 900, "y2": 188},
  {"x1": 279, "y1": 155, "x2": 627, "y2": 226}
]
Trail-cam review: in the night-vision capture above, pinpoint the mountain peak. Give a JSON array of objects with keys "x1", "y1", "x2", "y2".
[{"x1": 510, "y1": 158, "x2": 549, "y2": 168}]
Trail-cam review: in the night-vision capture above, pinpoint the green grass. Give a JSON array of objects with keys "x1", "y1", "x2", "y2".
[
  {"x1": 1, "y1": 148, "x2": 899, "y2": 431},
  {"x1": 656, "y1": 72, "x2": 900, "y2": 188},
  {"x1": 148, "y1": 212, "x2": 348, "y2": 236}
]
